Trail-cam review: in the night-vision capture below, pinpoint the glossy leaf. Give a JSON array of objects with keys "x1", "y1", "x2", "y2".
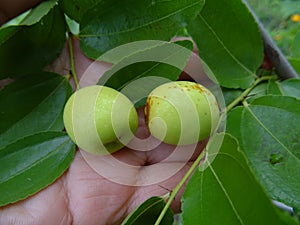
[
  {"x1": 0, "y1": 4, "x2": 66, "y2": 78},
  {"x1": 20, "y1": 0, "x2": 58, "y2": 26},
  {"x1": 227, "y1": 96, "x2": 300, "y2": 212},
  {"x1": 1, "y1": 0, "x2": 57, "y2": 28},
  {"x1": 182, "y1": 133, "x2": 293, "y2": 225},
  {"x1": 98, "y1": 40, "x2": 182, "y2": 64},
  {"x1": 288, "y1": 58, "x2": 300, "y2": 76},
  {"x1": 59, "y1": 0, "x2": 102, "y2": 22},
  {"x1": 0, "y1": 72, "x2": 72, "y2": 148},
  {"x1": 121, "y1": 196, "x2": 173, "y2": 225},
  {"x1": 267, "y1": 78, "x2": 300, "y2": 99},
  {"x1": 221, "y1": 87, "x2": 243, "y2": 106},
  {"x1": 0, "y1": 131, "x2": 75, "y2": 206},
  {"x1": 266, "y1": 80, "x2": 283, "y2": 95},
  {"x1": 98, "y1": 40, "x2": 193, "y2": 106},
  {"x1": 187, "y1": 0, "x2": 263, "y2": 88},
  {"x1": 65, "y1": 16, "x2": 80, "y2": 35},
  {"x1": 246, "y1": 82, "x2": 269, "y2": 102},
  {"x1": 79, "y1": 0, "x2": 204, "y2": 59}
]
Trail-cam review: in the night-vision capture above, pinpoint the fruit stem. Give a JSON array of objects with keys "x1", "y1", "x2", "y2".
[
  {"x1": 68, "y1": 32, "x2": 80, "y2": 90},
  {"x1": 154, "y1": 150, "x2": 206, "y2": 225},
  {"x1": 226, "y1": 75, "x2": 275, "y2": 112}
]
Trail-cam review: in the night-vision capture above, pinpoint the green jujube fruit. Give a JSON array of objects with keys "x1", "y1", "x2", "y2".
[
  {"x1": 63, "y1": 85, "x2": 138, "y2": 155},
  {"x1": 145, "y1": 81, "x2": 220, "y2": 145}
]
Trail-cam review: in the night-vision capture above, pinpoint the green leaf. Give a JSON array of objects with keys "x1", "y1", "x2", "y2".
[
  {"x1": 121, "y1": 196, "x2": 173, "y2": 225},
  {"x1": 98, "y1": 40, "x2": 176, "y2": 64},
  {"x1": 1, "y1": 12, "x2": 30, "y2": 28},
  {"x1": 288, "y1": 57, "x2": 300, "y2": 76},
  {"x1": 227, "y1": 96, "x2": 300, "y2": 212},
  {"x1": 221, "y1": 87, "x2": 243, "y2": 107},
  {"x1": 225, "y1": 106, "x2": 244, "y2": 142},
  {"x1": 1, "y1": 0, "x2": 58, "y2": 27},
  {"x1": 222, "y1": 82, "x2": 268, "y2": 108},
  {"x1": 65, "y1": 15, "x2": 80, "y2": 35},
  {"x1": 20, "y1": 0, "x2": 58, "y2": 26},
  {"x1": 246, "y1": 82, "x2": 268, "y2": 102},
  {"x1": 181, "y1": 133, "x2": 292, "y2": 225},
  {"x1": 0, "y1": 5, "x2": 66, "y2": 78},
  {"x1": 187, "y1": 0, "x2": 263, "y2": 88},
  {"x1": 98, "y1": 40, "x2": 193, "y2": 106},
  {"x1": 290, "y1": 31, "x2": 300, "y2": 59},
  {"x1": 267, "y1": 78, "x2": 300, "y2": 99},
  {"x1": 0, "y1": 72, "x2": 72, "y2": 148},
  {"x1": 267, "y1": 79, "x2": 283, "y2": 96},
  {"x1": 59, "y1": 0, "x2": 102, "y2": 22},
  {"x1": 0, "y1": 131, "x2": 75, "y2": 206},
  {"x1": 79, "y1": 0, "x2": 204, "y2": 59},
  {"x1": 281, "y1": 1, "x2": 300, "y2": 18},
  {"x1": 278, "y1": 210, "x2": 300, "y2": 225}
]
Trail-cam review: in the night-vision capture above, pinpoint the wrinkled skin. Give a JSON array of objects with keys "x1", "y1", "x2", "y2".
[
  {"x1": 0, "y1": 7, "x2": 209, "y2": 222},
  {"x1": 0, "y1": 114, "x2": 206, "y2": 224}
]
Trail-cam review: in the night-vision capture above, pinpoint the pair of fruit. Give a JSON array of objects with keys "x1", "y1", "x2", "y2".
[{"x1": 63, "y1": 81, "x2": 220, "y2": 155}]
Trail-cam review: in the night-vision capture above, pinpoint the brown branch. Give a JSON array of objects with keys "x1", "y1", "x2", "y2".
[{"x1": 243, "y1": 0, "x2": 299, "y2": 79}]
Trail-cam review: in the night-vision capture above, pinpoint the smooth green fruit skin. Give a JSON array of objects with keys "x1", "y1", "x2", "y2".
[
  {"x1": 145, "y1": 81, "x2": 220, "y2": 145},
  {"x1": 63, "y1": 85, "x2": 138, "y2": 155}
]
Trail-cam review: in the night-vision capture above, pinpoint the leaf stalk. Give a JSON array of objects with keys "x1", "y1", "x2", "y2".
[
  {"x1": 68, "y1": 32, "x2": 80, "y2": 90},
  {"x1": 154, "y1": 150, "x2": 205, "y2": 225},
  {"x1": 226, "y1": 75, "x2": 274, "y2": 112}
]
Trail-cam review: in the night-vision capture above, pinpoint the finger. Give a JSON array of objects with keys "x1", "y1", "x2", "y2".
[
  {"x1": 0, "y1": 0, "x2": 41, "y2": 25},
  {"x1": 65, "y1": 151, "x2": 136, "y2": 225},
  {"x1": 128, "y1": 161, "x2": 197, "y2": 214},
  {"x1": 133, "y1": 107, "x2": 207, "y2": 164},
  {"x1": 0, "y1": 179, "x2": 71, "y2": 225}
]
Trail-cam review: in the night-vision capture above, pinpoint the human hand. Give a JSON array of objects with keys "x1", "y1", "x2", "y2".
[
  {"x1": 0, "y1": 34, "x2": 207, "y2": 225},
  {"x1": 0, "y1": 118, "x2": 205, "y2": 225},
  {"x1": 0, "y1": 0, "x2": 41, "y2": 25}
]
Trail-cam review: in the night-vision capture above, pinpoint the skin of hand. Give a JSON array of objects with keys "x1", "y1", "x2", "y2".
[
  {"x1": 0, "y1": 0, "x2": 41, "y2": 24},
  {"x1": 0, "y1": 115, "x2": 205, "y2": 225},
  {"x1": 0, "y1": 28, "x2": 208, "y2": 225}
]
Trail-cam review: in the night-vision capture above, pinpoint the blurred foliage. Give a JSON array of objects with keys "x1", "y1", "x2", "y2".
[{"x1": 248, "y1": 0, "x2": 300, "y2": 56}]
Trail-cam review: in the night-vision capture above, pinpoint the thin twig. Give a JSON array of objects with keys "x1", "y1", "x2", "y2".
[
  {"x1": 226, "y1": 75, "x2": 275, "y2": 112},
  {"x1": 154, "y1": 150, "x2": 205, "y2": 225},
  {"x1": 243, "y1": 0, "x2": 299, "y2": 79}
]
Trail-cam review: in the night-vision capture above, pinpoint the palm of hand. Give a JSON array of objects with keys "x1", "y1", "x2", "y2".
[
  {"x1": 0, "y1": 38, "x2": 206, "y2": 225},
  {"x1": 0, "y1": 110, "x2": 204, "y2": 225}
]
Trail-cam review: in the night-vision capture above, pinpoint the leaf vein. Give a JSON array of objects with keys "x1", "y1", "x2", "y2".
[
  {"x1": 0, "y1": 136, "x2": 70, "y2": 184},
  {"x1": 245, "y1": 105, "x2": 300, "y2": 162},
  {"x1": 126, "y1": 198, "x2": 163, "y2": 225},
  {"x1": 208, "y1": 164, "x2": 245, "y2": 225},
  {"x1": 116, "y1": 44, "x2": 189, "y2": 91},
  {"x1": 197, "y1": 14, "x2": 256, "y2": 78},
  {"x1": 1, "y1": 77, "x2": 66, "y2": 143},
  {"x1": 80, "y1": 2, "x2": 199, "y2": 37}
]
